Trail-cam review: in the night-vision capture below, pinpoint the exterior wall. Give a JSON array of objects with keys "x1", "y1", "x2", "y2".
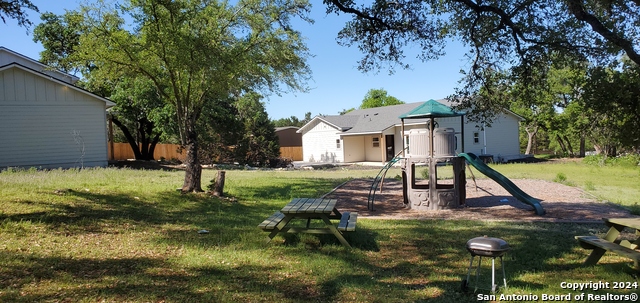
[
  {"x1": 343, "y1": 135, "x2": 365, "y2": 162},
  {"x1": 275, "y1": 127, "x2": 302, "y2": 147},
  {"x1": 481, "y1": 113, "x2": 521, "y2": 160},
  {"x1": 396, "y1": 114, "x2": 521, "y2": 162},
  {"x1": 0, "y1": 67, "x2": 109, "y2": 169},
  {"x1": 300, "y1": 120, "x2": 343, "y2": 163},
  {"x1": 364, "y1": 135, "x2": 383, "y2": 162}
]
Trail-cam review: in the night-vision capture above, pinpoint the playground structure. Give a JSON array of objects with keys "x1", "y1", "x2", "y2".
[
  {"x1": 368, "y1": 100, "x2": 545, "y2": 215},
  {"x1": 399, "y1": 101, "x2": 467, "y2": 211}
]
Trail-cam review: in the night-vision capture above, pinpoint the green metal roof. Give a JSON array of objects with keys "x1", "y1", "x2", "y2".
[{"x1": 398, "y1": 99, "x2": 464, "y2": 119}]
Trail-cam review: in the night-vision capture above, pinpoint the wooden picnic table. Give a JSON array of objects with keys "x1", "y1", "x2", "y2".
[
  {"x1": 575, "y1": 218, "x2": 640, "y2": 271},
  {"x1": 258, "y1": 198, "x2": 357, "y2": 248}
]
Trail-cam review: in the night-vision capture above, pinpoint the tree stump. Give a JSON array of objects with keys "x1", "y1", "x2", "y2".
[{"x1": 212, "y1": 171, "x2": 226, "y2": 197}]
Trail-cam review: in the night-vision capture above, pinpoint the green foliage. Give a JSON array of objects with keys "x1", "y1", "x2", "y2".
[
  {"x1": 339, "y1": 107, "x2": 356, "y2": 115},
  {"x1": 420, "y1": 167, "x2": 429, "y2": 179},
  {"x1": 272, "y1": 112, "x2": 312, "y2": 127},
  {"x1": 32, "y1": 11, "x2": 83, "y2": 74},
  {"x1": 583, "y1": 154, "x2": 640, "y2": 167},
  {"x1": 324, "y1": 1, "x2": 640, "y2": 156},
  {"x1": 0, "y1": 0, "x2": 38, "y2": 28},
  {"x1": 324, "y1": 1, "x2": 640, "y2": 83},
  {"x1": 584, "y1": 181, "x2": 596, "y2": 191},
  {"x1": 360, "y1": 88, "x2": 404, "y2": 109},
  {"x1": 582, "y1": 61, "x2": 640, "y2": 155},
  {"x1": 76, "y1": 0, "x2": 312, "y2": 190},
  {"x1": 553, "y1": 172, "x2": 567, "y2": 183},
  {"x1": 235, "y1": 93, "x2": 281, "y2": 167},
  {"x1": 197, "y1": 96, "x2": 243, "y2": 164}
]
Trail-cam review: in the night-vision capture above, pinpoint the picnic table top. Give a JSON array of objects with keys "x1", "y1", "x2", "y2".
[
  {"x1": 280, "y1": 198, "x2": 337, "y2": 214},
  {"x1": 605, "y1": 218, "x2": 640, "y2": 230}
]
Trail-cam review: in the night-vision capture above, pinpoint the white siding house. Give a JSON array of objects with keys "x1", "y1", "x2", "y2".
[
  {"x1": 298, "y1": 100, "x2": 524, "y2": 163},
  {"x1": 300, "y1": 118, "x2": 345, "y2": 163},
  {"x1": 0, "y1": 47, "x2": 115, "y2": 169}
]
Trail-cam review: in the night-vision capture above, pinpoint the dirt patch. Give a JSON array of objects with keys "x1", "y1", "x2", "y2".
[{"x1": 324, "y1": 178, "x2": 635, "y2": 223}]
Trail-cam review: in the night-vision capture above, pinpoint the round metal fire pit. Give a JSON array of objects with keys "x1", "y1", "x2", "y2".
[{"x1": 462, "y1": 236, "x2": 510, "y2": 293}]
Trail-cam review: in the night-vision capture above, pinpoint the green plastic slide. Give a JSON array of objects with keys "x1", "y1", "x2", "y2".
[{"x1": 459, "y1": 153, "x2": 545, "y2": 215}]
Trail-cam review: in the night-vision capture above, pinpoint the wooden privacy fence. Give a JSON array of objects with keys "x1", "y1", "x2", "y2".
[
  {"x1": 109, "y1": 143, "x2": 302, "y2": 162},
  {"x1": 280, "y1": 146, "x2": 302, "y2": 161},
  {"x1": 109, "y1": 143, "x2": 186, "y2": 161}
]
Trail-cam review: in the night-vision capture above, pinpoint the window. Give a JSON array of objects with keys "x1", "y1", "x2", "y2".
[
  {"x1": 473, "y1": 132, "x2": 480, "y2": 144},
  {"x1": 372, "y1": 137, "x2": 380, "y2": 148},
  {"x1": 336, "y1": 139, "x2": 341, "y2": 149}
]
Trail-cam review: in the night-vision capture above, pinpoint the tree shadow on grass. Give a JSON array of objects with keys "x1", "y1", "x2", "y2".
[
  {"x1": 0, "y1": 249, "x2": 290, "y2": 302},
  {"x1": 276, "y1": 227, "x2": 381, "y2": 252},
  {"x1": 233, "y1": 178, "x2": 345, "y2": 201}
]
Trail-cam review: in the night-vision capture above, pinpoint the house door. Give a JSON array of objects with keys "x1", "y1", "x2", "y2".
[{"x1": 385, "y1": 135, "x2": 395, "y2": 161}]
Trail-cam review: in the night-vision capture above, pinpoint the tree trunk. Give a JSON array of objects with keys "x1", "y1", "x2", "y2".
[
  {"x1": 182, "y1": 128, "x2": 203, "y2": 192},
  {"x1": 212, "y1": 171, "x2": 226, "y2": 197},
  {"x1": 594, "y1": 144, "x2": 602, "y2": 155},
  {"x1": 556, "y1": 135, "x2": 568, "y2": 155},
  {"x1": 111, "y1": 116, "x2": 144, "y2": 160},
  {"x1": 563, "y1": 135, "x2": 574, "y2": 157},
  {"x1": 525, "y1": 125, "x2": 538, "y2": 155},
  {"x1": 111, "y1": 116, "x2": 160, "y2": 161},
  {"x1": 579, "y1": 136, "x2": 586, "y2": 157}
]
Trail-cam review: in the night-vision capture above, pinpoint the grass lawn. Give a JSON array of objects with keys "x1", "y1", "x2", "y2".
[{"x1": 0, "y1": 161, "x2": 639, "y2": 302}]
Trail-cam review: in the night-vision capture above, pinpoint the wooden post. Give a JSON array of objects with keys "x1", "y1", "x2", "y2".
[{"x1": 213, "y1": 171, "x2": 226, "y2": 197}]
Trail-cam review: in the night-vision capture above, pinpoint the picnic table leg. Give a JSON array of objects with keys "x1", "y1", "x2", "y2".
[
  {"x1": 584, "y1": 224, "x2": 625, "y2": 266},
  {"x1": 602, "y1": 224, "x2": 624, "y2": 242},
  {"x1": 320, "y1": 215, "x2": 351, "y2": 248},
  {"x1": 620, "y1": 230, "x2": 640, "y2": 250},
  {"x1": 266, "y1": 216, "x2": 293, "y2": 243},
  {"x1": 329, "y1": 208, "x2": 342, "y2": 220},
  {"x1": 583, "y1": 248, "x2": 607, "y2": 266}
]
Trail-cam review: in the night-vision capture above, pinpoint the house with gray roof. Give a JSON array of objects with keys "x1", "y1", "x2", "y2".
[{"x1": 297, "y1": 99, "x2": 524, "y2": 163}]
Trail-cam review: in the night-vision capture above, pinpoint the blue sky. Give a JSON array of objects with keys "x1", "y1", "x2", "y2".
[{"x1": 1, "y1": 1, "x2": 469, "y2": 120}]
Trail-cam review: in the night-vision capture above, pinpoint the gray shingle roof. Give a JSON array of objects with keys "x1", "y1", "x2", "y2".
[
  {"x1": 299, "y1": 99, "x2": 476, "y2": 135},
  {"x1": 320, "y1": 115, "x2": 360, "y2": 131},
  {"x1": 340, "y1": 102, "x2": 440, "y2": 135}
]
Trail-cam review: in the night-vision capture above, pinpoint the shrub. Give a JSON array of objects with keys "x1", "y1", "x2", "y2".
[
  {"x1": 584, "y1": 181, "x2": 596, "y2": 191},
  {"x1": 553, "y1": 172, "x2": 567, "y2": 183},
  {"x1": 583, "y1": 154, "x2": 640, "y2": 167}
]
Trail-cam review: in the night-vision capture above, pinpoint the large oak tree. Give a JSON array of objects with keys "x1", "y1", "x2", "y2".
[
  {"x1": 324, "y1": 0, "x2": 640, "y2": 120},
  {"x1": 79, "y1": 0, "x2": 311, "y2": 192}
]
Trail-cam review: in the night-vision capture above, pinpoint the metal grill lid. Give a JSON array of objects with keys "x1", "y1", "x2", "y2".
[{"x1": 466, "y1": 236, "x2": 510, "y2": 252}]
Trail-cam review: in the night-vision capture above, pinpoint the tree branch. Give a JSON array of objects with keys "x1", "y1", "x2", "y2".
[{"x1": 565, "y1": 0, "x2": 640, "y2": 65}]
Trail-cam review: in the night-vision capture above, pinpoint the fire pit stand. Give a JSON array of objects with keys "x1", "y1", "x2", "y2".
[{"x1": 462, "y1": 236, "x2": 510, "y2": 293}]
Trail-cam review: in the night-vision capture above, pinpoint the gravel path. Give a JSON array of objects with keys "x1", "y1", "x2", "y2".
[{"x1": 324, "y1": 178, "x2": 636, "y2": 223}]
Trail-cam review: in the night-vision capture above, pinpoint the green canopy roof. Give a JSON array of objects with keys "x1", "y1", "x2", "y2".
[{"x1": 398, "y1": 99, "x2": 464, "y2": 119}]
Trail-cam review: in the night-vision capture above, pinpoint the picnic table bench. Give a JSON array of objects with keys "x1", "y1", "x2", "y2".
[
  {"x1": 575, "y1": 218, "x2": 640, "y2": 271},
  {"x1": 258, "y1": 198, "x2": 357, "y2": 248}
]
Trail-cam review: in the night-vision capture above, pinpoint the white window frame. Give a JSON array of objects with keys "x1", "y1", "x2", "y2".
[{"x1": 372, "y1": 137, "x2": 380, "y2": 148}]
